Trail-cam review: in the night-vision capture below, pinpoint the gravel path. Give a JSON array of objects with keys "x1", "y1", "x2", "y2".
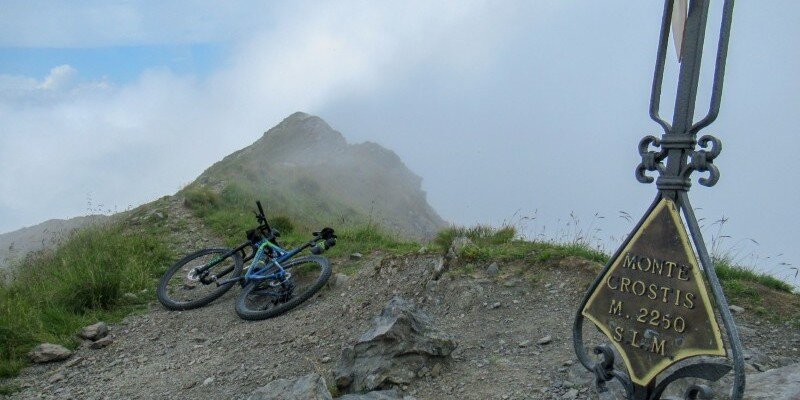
[{"x1": 3, "y1": 202, "x2": 798, "y2": 399}]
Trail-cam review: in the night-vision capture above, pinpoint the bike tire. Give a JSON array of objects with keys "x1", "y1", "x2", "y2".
[
  {"x1": 235, "y1": 255, "x2": 331, "y2": 320},
  {"x1": 157, "y1": 247, "x2": 244, "y2": 310}
]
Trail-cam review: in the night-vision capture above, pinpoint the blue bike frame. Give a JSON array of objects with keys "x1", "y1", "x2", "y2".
[{"x1": 216, "y1": 238, "x2": 305, "y2": 289}]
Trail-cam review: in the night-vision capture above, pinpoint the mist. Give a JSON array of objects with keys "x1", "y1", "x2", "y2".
[{"x1": 1, "y1": 1, "x2": 798, "y2": 285}]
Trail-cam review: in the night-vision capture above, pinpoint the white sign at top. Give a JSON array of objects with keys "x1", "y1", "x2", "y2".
[{"x1": 671, "y1": 0, "x2": 689, "y2": 62}]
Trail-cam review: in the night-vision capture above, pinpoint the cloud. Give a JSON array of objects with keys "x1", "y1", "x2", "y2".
[{"x1": 0, "y1": 0, "x2": 526, "y2": 231}]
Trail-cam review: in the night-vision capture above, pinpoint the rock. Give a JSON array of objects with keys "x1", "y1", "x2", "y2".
[
  {"x1": 350, "y1": 252, "x2": 363, "y2": 260},
  {"x1": 729, "y1": 304, "x2": 745, "y2": 313},
  {"x1": 518, "y1": 340, "x2": 530, "y2": 348},
  {"x1": 78, "y1": 322, "x2": 108, "y2": 341},
  {"x1": 489, "y1": 302, "x2": 501, "y2": 309},
  {"x1": 333, "y1": 296, "x2": 457, "y2": 393},
  {"x1": 562, "y1": 388, "x2": 579, "y2": 400},
  {"x1": 745, "y1": 362, "x2": 800, "y2": 399},
  {"x1": 28, "y1": 343, "x2": 72, "y2": 363},
  {"x1": 339, "y1": 389, "x2": 418, "y2": 399},
  {"x1": 417, "y1": 246, "x2": 428, "y2": 254},
  {"x1": 433, "y1": 257, "x2": 446, "y2": 278},
  {"x1": 247, "y1": 373, "x2": 332, "y2": 400},
  {"x1": 449, "y1": 237, "x2": 474, "y2": 257},
  {"x1": 329, "y1": 273, "x2": 350, "y2": 288},
  {"x1": 65, "y1": 356, "x2": 83, "y2": 368},
  {"x1": 202, "y1": 377, "x2": 214, "y2": 386},
  {"x1": 486, "y1": 262, "x2": 499, "y2": 277},
  {"x1": 537, "y1": 335, "x2": 552, "y2": 345},
  {"x1": 49, "y1": 372, "x2": 65, "y2": 383},
  {"x1": 89, "y1": 336, "x2": 114, "y2": 349},
  {"x1": 182, "y1": 381, "x2": 198, "y2": 390}
]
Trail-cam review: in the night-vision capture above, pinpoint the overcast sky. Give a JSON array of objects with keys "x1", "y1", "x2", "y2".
[{"x1": 0, "y1": 1, "x2": 797, "y2": 285}]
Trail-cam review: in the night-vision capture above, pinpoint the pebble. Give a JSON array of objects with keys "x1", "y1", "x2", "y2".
[
  {"x1": 202, "y1": 377, "x2": 214, "y2": 386},
  {"x1": 537, "y1": 335, "x2": 553, "y2": 345},
  {"x1": 49, "y1": 373, "x2": 65, "y2": 384},
  {"x1": 729, "y1": 304, "x2": 746, "y2": 313}
]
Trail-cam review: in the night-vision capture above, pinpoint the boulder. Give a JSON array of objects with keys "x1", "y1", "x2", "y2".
[
  {"x1": 333, "y1": 296, "x2": 457, "y2": 393},
  {"x1": 78, "y1": 322, "x2": 108, "y2": 341},
  {"x1": 246, "y1": 373, "x2": 332, "y2": 400},
  {"x1": 744, "y1": 362, "x2": 800, "y2": 399},
  {"x1": 28, "y1": 343, "x2": 72, "y2": 363},
  {"x1": 339, "y1": 389, "x2": 418, "y2": 399}
]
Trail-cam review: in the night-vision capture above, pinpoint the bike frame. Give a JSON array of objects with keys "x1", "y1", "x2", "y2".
[{"x1": 193, "y1": 235, "x2": 315, "y2": 289}]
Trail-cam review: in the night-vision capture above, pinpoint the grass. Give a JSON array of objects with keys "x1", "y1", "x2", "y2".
[
  {"x1": 0, "y1": 383, "x2": 19, "y2": 395},
  {"x1": 434, "y1": 225, "x2": 800, "y2": 324},
  {"x1": 181, "y1": 183, "x2": 418, "y2": 257},
  {"x1": 0, "y1": 223, "x2": 173, "y2": 378},
  {"x1": 434, "y1": 225, "x2": 609, "y2": 266}
]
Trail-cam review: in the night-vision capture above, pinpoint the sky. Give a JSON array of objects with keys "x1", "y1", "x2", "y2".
[{"x1": 0, "y1": 1, "x2": 798, "y2": 286}]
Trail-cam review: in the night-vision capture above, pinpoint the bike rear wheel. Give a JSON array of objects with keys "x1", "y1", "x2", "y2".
[
  {"x1": 157, "y1": 248, "x2": 243, "y2": 310},
  {"x1": 235, "y1": 255, "x2": 331, "y2": 320}
]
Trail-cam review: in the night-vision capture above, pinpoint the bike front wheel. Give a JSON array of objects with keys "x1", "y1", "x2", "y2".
[
  {"x1": 235, "y1": 255, "x2": 331, "y2": 320},
  {"x1": 157, "y1": 247, "x2": 244, "y2": 310}
]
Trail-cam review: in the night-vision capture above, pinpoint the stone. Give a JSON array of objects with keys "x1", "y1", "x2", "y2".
[
  {"x1": 729, "y1": 304, "x2": 745, "y2": 313},
  {"x1": 350, "y1": 253, "x2": 363, "y2": 260},
  {"x1": 449, "y1": 237, "x2": 474, "y2": 257},
  {"x1": 247, "y1": 373, "x2": 332, "y2": 400},
  {"x1": 745, "y1": 362, "x2": 800, "y2": 399},
  {"x1": 338, "y1": 389, "x2": 418, "y2": 399},
  {"x1": 202, "y1": 377, "x2": 214, "y2": 386},
  {"x1": 329, "y1": 273, "x2": 350, "y2": 288},
  {"x1": 562, "y1": 388, "x2": 579, "y2": 400},
  {"x1": 486, "y1": 262, "x2": 499, "y2": 277},
  {"x1": 537, "y1": 335, "x2": 552, "y2": 345},
  {"x1": 28, "y1": 343, "x2": 72, "y2": 363},
  {"x1": 518, "y1": 340, "x2": 530, "y2": 348},
  {"x1": 89, "y1": 336, "x2": 114, "y2": 349},
  {"x1": 333, "y1": 296, "x2": 457, "y2": 394},
  {"x1": 49, "y1": 372, "x2": 65, "y2": 383},
  {"x1": 78, "y1": 322, "x2": 109, "y2": 341},
  {"x1": 65, "y1": 356, "x2": 83, "y2": 368}
]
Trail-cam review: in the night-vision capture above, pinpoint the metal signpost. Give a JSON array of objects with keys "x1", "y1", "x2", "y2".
[{"x1": 573, "y1": 1, "x2": 744, "y2": 399}]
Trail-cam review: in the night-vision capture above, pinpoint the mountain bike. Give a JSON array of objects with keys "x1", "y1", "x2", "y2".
[{"x1": 157, "y1": 201, "x2": 336, "y2": 320}]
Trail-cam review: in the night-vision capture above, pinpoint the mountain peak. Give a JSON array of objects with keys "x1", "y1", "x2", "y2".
[{"x1": 194, "y1": 113, "x2": 446, "y2": 238}]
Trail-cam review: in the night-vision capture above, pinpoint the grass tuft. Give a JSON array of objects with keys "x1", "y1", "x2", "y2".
[
  {"x1": 435, "y1": 224, "x2": 608, "y2": 266},
  {"x1": 0, "y1": 223, "x2": 172, "y2": 377}
]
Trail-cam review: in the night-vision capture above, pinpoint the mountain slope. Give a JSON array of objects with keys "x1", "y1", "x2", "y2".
[
  {"x1": 0, "y1": 215, "x2": 108, "y2": 272},
  {"x1": 191, "y1": 112, "x2": 445, "y2": 239}
]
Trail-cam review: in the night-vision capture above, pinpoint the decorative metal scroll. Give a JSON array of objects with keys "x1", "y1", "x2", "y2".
[{"x1": 573, "y1": 1, "x2": 745, "y2": 399}]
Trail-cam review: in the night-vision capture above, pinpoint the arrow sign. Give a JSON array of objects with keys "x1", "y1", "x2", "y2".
[{"x1": 672, "y1": 0, "x2": 688, "y2": 62}]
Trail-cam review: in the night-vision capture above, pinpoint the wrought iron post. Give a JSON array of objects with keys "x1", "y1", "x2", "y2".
[{"x1": 573, "y1": 1, "x2": 744, "y2": 399}]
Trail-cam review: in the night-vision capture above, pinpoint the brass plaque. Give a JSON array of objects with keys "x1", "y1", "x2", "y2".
[{"x1": 582, "y1": 198, "x2": 725, "y2": 386}]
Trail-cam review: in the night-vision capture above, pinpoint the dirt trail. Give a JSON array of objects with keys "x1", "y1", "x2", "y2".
[{"x1": 4, "y1": 203, "x2": 799, "y2": 400}]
